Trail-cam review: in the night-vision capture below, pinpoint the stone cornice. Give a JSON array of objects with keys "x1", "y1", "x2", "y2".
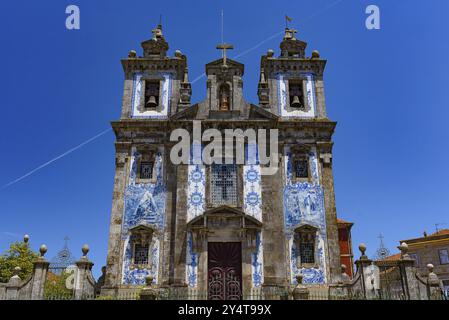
[
  {"x1": 111, "y1": 118, "x2": 336, "y2": 142},
  {"x1": 262, "y1": 57, "x2": 327, "y2": 76},
  {"x1": 121, "y1": 57, "x2": 187, "y2": 75}
]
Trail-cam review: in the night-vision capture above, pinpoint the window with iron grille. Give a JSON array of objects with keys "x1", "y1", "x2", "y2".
[
  {"x1": 134, "y1": 244, "x2": 149, "y2": 265},
  {"x1": 294, "y1": 158, "x2": 309, "y2": 179},
  {"x1": 140, "y1": 161, "x2": 153, "y2": 180},
  {"x1": 297, "y1": 232, "x2": 315, "y2": 264},
  {"x1": 210, "y1": 164, "x2": 238, "y2": 206}
]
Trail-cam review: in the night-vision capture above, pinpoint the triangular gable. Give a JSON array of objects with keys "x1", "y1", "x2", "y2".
[
  {"x1": 249, "y1": 104, "x2": 278, "y2": 120},
  {"x1": 170, "y1": 104, "x2": 199, "y2": 120}
]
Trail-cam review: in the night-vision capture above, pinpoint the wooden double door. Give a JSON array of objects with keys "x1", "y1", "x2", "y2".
[{"x1": 207, "y1": 242, "x2": 242, "y2": 300}]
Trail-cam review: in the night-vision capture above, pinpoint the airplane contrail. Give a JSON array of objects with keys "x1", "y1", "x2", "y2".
[
  {"x1": 1, "y1": 128, "x2": 112, "y2": 190},
  {"x1": 1, "y1": 1, "x2": 345, "y2": 190}
]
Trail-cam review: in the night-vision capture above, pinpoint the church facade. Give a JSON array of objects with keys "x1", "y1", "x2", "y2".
[{"x1": 102, "y1": 24, "x2": 342, "y2": 299}]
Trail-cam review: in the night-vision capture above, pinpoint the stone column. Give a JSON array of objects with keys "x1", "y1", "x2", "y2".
[
  {"x1": 160, "y1": 146, "x2": 177, "y2": 286},
  {"x1": 354, "y1": 243, "x2": 373, "y2": 299},
  {"x1": 317, "y1": 142, "x2": 341, "y2": 284},
  {"x1": 74, "y1": 245, "x2": 95, "y2": 300},
  {"x1": 173, "y1": 164, "x2": 188, "y2": 286},
  {"x1": 104, "y1": 143, "x2": 130, "y2": 291},
  {"x1": 5, "y1": 267, "x2": 22, "y2": 300},
  {"x1": 261, "y1": 154, "x2": 287, "y2": 291},
  {"x1": 397, "y1": 242, "x2": 420, "y2": 300},
  {"x1": 30, "y1": 245, "x2": 50, "y2": 300}
]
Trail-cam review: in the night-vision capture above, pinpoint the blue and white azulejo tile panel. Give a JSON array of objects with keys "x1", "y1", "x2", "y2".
[
  {"x1": 121, "y1": 148, "x2": 166, "y2": 285},
  {"x1": 131, "y1": 72, "x2": 172, "y2": 118},
  {"x1": 283, "y1": 147, "x2": 328, "y2": 284},
  {"x1": 121, "y1": 235, "x2": 160, "y2": 285},
  {"x1": 187, "y1": 164, "x2": 206, "y2": 221},
  {"x1": 122, "y1": 149, "x2": 166, "y2": 234},
  {"x1": 251, "y1": 232, "x2": 264, "y2": 288},
  {"x1": 186, "y1": 232, "x2": 198, "y2": 288},
  {"x1": 187, "y1": 143, "x2": 206, "y2": 222},
  {"x1": 243, "y1": 143, "x2": 263, "y2": 221},
  {"x1": 277, "y1": 72, "x2": 316, "y2": 118},
  {"x1": 243, "y1": 165, "x2": 262, "y2": 221}
]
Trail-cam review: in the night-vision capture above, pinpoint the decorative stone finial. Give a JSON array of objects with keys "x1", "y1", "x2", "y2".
[
  {"x1": 260, "y1": 68, "x2": 266, "y2": 84},
  {"x1": 427, "y1": 263, "x2": 441, "y2": 287},
  {"x1": 175, "y1": 50, "x2": 182, "y2": 58},
  {"x1": 23, "y1": 234, "x2": 29, "y2": 244},
  {"x1": 139, "y1": 275, "x2": 158, "y2": 300},
  {"x1": 399, "y1": 242, "x2": 408, "y2": 252},
  {"x1": 128, "y1": 50, "x2": 137, "y2": 58},
  {"x1": 152, "y1": 24, "x2": 163, "y2": 40},
  {"x1": 359, "y1": 243, "x2": 367, "y2": 259},
  {"x1": 183, "y1": 68, "x2": 189, "y2": 83},
  {"x1": 145, "y1": 275, "x2": 154, "y2": 286},
  {"x1": 81, "y1": 244, "x2": 89, "y2": 257},
  {"x1": 311, "y1": 50, "x2": 320, "y2": 59},
  {"x1": 267, "y1": 49, "x2": 274, "y2": 58},
  {"x1": 283, "y1": 28, "x2": 297, "y2": 40},
  {"x1": 340, "y1": 264, "x2": 351, "y2": 284},
  {"x1": 39, "y1": 244, "x2": 47, "y2": 257},
  {"x1": 292, "y1": 274, "x2": 309, "y2": 300},
  {"x1": 13, "y1": 266, "x2": 21, "y2": 276},
  {"x1": 398, "y1": 242, "x2": 410, "y2": 259}
]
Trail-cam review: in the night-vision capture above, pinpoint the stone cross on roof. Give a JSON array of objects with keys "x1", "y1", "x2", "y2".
[{"x1": 216, "y1": 43, "x2": 234, "y2": 66}]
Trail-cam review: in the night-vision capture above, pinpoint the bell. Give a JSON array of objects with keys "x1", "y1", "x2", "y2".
[
  {"x1": 146, "y1": 95, "x2": 157, "y2": 108},
  {"x1": 291, "y1": 95, "x2": 302, "y2": 108},
  {"x1": 220, "y1": 95, "x2": 229, "y2": 111}
]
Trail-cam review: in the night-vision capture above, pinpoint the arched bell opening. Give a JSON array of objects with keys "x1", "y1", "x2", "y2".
[{"x1": 218, "y1": 83, "x2": 231, "y2": 111}]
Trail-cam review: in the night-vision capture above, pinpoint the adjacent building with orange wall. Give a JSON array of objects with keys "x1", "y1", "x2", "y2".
[{"x1": 337, "y1": 218, "x2": 354, "y2": 277}]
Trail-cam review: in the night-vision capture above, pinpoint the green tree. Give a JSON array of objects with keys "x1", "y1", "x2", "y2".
[
  {"x1": 0, "y1": 240, "x2": 39, "y2": 283},
  {"x1": 44, "y1": 271, "x2": 73, "y2": 300}
]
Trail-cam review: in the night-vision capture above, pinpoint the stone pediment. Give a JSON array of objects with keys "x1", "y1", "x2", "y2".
[
  {"x1": 170, "y1": 104, "x2": 198, "y2": 120},
  {"x1": 129, "y1": 222, "x2": 158, "y2": 235},
  {"x1": 248, "y1": 104, "x2": 278, "y2": 120},
  {"x1": 206, "y1": 58, "x2": 244, "y2": 76},
  {"x1": 187, "y1": 205, "x2": 262, "y2": 230}
]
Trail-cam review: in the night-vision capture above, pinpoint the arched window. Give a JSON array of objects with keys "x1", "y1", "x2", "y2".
[
  {"x1": 293, "y1": 225, "x2": 318, "y2": 268},
  {"x1": 219, "y1": 84, "x2": 230, "y2": 111}
]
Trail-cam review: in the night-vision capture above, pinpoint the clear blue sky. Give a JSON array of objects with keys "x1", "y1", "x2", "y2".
[{"x1": 1, "y1": 0, "x2": 448, "y2": 278}]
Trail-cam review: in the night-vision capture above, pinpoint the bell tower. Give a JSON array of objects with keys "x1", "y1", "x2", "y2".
[
  {"x1": 120, "y1": 23, "x2": 192, "y2": 119},
  {"x1": 258, "y1": 28, "x2": 327, "y2": 118},
  {"x1": 204, "y1": 43, "x2": 245, "y2": 117}
]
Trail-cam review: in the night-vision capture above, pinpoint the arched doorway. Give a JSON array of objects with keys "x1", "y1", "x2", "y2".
[{"x1": 208, "y1": 242, "x2": 242, "y2": 300}]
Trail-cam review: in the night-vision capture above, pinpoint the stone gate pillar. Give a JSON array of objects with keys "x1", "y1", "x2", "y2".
[
  {"x1": 30, "y1": 245, "x2": 50, "y2": 300},
  {"x1": 74, "y1": 245, "x2": 95, "y2": 300},
  {"x1": 397, "y1": 242, "x2": 420, "y2": 300},
  {"x1": 354, "y1": 243, "x2": 373, "y2": 299}
]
